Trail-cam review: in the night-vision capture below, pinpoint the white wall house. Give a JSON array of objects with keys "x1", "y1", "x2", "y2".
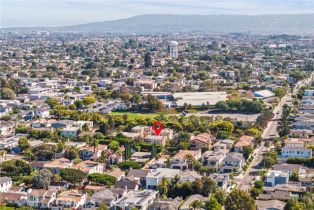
[
  {"x1": 281, "y1": 147, "x2": 312, "y2": 158},
  {"x1": 0, "y1": 177, "x2": 12, "y2": 192},
  {"x1": 60, "y1": 127, "x2": 79, "y2": 138},
  {"x1": 146, "y1": 168, "x2": 180, "y2": 189},
  {"x1": 266, "y1": 170, "x2": 289, "y2": 187}
]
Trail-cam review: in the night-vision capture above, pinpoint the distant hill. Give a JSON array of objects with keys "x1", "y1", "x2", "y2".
[{"x1": 5, "y1": 14, "x2": 314, "y2": 35}]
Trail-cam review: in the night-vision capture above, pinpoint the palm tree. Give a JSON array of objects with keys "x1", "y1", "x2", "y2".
[
  {"x1": 184, "y1": 154, "x2": 195, "y2": 170},
  {"x1": 157, "y1": 177, "x2": 169, "y2": 197},
  {"x1": 0, "y1": 150, "x2": 6, "y2": 163},
  {"x1": 88, "y1": 137, "x2": 99, "y2": 161},
  {"x1": 24, "y1": 148, "x2": 35, "y2": 161}
]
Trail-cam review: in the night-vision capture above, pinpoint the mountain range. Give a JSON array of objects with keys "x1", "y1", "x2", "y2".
[{"x1": 5, "y1": 14, "x2": 314, "y2": 35}]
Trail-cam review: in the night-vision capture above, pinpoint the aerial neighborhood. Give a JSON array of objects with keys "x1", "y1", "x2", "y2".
[{"x1": 0, "y1": 31, "x2": 313, "y2": 210}]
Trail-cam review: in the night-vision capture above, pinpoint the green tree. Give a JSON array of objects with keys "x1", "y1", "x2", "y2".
[
  {"x1": 242, "y1": 146, "x2": 254, "y2": 160},
  {"x1": 184, "y1": 154, "x2": 196, "y2": 170},
  {"x1": 250, "y1": 187, "x2": 261, "y2": 199},
  {"x1": 65, "y1": 147, "x2": 79, "y2": 160},
  {"x1": 246, "y1": 128, "x2": 262, "y2": 138},
  {"x1": 46, "y1": 98, "x2": 59, "y2": 108},
  {"x1": 157, "y1": 177, "x2": 169, "y2": 197},
  {"x1": 278, "y1": 105, "x2": 292, "y2": 137},
  {"x1": 289, "y1": 170, "x2": 299, "y2": 182},
  {"x1": 60, "y1": 168, "x2": 86, "y2": 186},
  {"x1": 215, "y1": 101, "x2": 229, "y2": 111},
  {"x1": 32, "y1": 169, "x2": 53, "y2": 189},
  {"x1": 74, "y1": 100, "x2": 84, "y2": 109},
  {"x1": 274, "y1": 87, "x2": 286, "y2": 99},
  {"x1": 205, "y1": 197, "x2": 222, "y2": 210},
  {"x1": 0, "y1": 87, "x2": 16, "y2": 99},
  {"x1": 99, "y1": 121, "x2": 109, "y2": 134},
  {"x1": 284, "y1": 198, "x2": 306, "y2": 210},
  {"x1": 118, "y1": 161, "x2": 141, "y2": 170},
  {"x1": 87, "y1": 173, "x2": 116, "y2": 186},
  {"x1": 209, "y1": 121, "x2": 234, "y2": 138},
  {"x1": 191, "y1": 200, "x2": 203, "y2": 210},
  {"x1": 83, "y1": 96, "x2": 96, "y2": 106},
  {"x1": 254, "y1": 180, "x2": 264, "y2": 189},
  {"x1": 144, "y1": 52, "x2": 152, "y2": 67},
  {"x1": 18, "y1": 137, "x2": 30, "y2": 151},
  {"x1": 108, "y1": 140, "x2": 120, "y2": 152},
  {"x1": 225, "y1": 189, "x2": 256, "y2": 210},
  {"x1": 97, "y1": 204, "x2": 109, "y2": 210},
  {"x1": 0, "y1": 160, "x2": 32, "y2": 180},
  {"x1": 212, "y1": 189, "x2": 227, "y2": 205}
]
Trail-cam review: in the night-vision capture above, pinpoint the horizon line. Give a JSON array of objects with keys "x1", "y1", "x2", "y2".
[{"x1": 2, "y1": 13, "x2": 314, "y2": 29}]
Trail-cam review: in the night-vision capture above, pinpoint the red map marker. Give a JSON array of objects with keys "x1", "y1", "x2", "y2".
[{"x1": 152, "y1": 121, "x2": 163, "y2": 135}]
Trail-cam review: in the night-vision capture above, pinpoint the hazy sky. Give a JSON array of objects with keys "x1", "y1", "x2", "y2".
[{"x1": 1, "y1": 0, "x2": 314, "y2": 27}]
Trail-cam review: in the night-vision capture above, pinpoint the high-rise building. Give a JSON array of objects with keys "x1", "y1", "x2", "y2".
[{"x1": 169, "y1": 41, "x2": 178, "y2": 58}]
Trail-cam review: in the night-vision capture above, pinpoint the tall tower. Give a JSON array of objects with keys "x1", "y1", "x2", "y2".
[{"x1": 169, "y1": 41, "x2": 178, "y2": 58}]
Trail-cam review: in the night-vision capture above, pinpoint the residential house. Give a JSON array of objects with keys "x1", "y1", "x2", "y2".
[
  {"x1": 281, "y1": 146, "x2": 312, "y2": 158},
  {"x1": 255, "y1": 200, "x2": 286, "y2": 210},
  {"x1": 190, "y1": 133, "x2": 212, "y2": 150},
  {"x1": 73, "y1": 160, "x2": 103, "y2": 174},
  {"x1": 31, "y1": 119, "x2": 56, "y2": 129},
  {"x1": 79, "y1": 144, "x2": 107, "y2": 160},
  {"x1": 85, "y1": 188, "x2": 126, "y2": 208},
  {"x1": 0, "y1": 136, "x2": 19, "y2": 150},
  {"x1": 60, "y1": 127, "x2": 80, "y2": 138},
  {"x1": 209, "y1": 173, "x2": 230, "y2": 191},
  {"x1": 131, "y1": 126, "x2": 150, "y2": 138},
  {"x1": 265, "y1": 170, "x2": 289, "y2": 187},
  {"x1": 130, "y1": 152, "x2": 151, "y2": 163},
  {"x1": 126, "y1": 169, "x2": 150, "y2": 186},
  {"x1": 179, "y1": 194, "x2": 208, "y2": 210},
  {"x1": 0, "y1": 177, "x2": 12, "y2": 192},
  {"x1": 0, "y1": 121, "x2": 15, "y2": 136},
  {"x1": 43, "y1": 158, "x2": 73, "y2": 173},
  {"x1": 144, "y1": 135, "x2": 167, "y2": 146},
  {"x1": 273, "y1": 164, "x2": 305, "y2": 176},
  {"x1": 220, "y1": 152, "x2": 245, "y2": 173},
  {"x1": 53, "y1": 190, "x2": 86, "y2": 210},
  {"x1": 259, "y1": 183, "x2": 306, "y2": 201},
  {"x1": 146, "y1": 168, "x2": 180, "y2": 189},
  {"x1": 160, "y1": 128, "x2": 174, "y2": 140},
  {"x1": 0, "y1": 191, "x2": 27, "y2": 206},
  {"x1": 178, "y1": 171, "x2": 202, "y2": 183},
  {"x1": 171, "y1": 150, "x2": 201, "y2": 170},
  {"x1": 201, "y1": 150, "x2": 227, "y2": 169},
  {"x1": 234, "y1": 135, "x2": 254, "y2": 153},
  {"x1": 144, "y1": 155, "x2": 168, "y2": 169},
  {"x1": 111, "y1": 190, "x2": 158, "y2": 210},
  {"x1": 149, "y1": 197, "x2": 181, "y2": 210},
  {"x1": 116, "y1": 178, "x2": 139, "y2": 190},
  {"x1": 27, "y1": 189, "x2": 57, "y2": 209}
]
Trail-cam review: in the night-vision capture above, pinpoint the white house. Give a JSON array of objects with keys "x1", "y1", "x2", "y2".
[
  {"x1": 281, "y1": 146, "x2": 312, "y2": 158},
  {"x1": 304, "y1": 90, "x2": 314, "y2": 96},
  {"x1": 265, "y1": 170, "x2": 289, "y2": 187},
  {"x1": 27, "y1": 189, "x2": 57, "y2": 208},
  {"x1": 53, "y1": 190, "x2": 86, "y2": 210},
  {"x1": 0, "y1": 121, "x2": 15, "y2": 136},
  {"x1": 60, "y1": 127, "x2": 79, "y2": 138},
  {"x1": 146, "y1": 168, "x2": 180, "y2": 189},
  {"x1": 220, "y1": 152, "x2": 245, "y2": 173},
  {"x1": 0, "y1": 177, "x2": 12, "y2": 192},
  {"x1": 111, "y1": 190, "x2": 158, "y2": 210}
]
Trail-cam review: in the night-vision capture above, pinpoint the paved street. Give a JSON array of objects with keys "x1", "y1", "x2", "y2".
[{"x1": 236, "y1": 73, "x2": 314, "y2": 191}]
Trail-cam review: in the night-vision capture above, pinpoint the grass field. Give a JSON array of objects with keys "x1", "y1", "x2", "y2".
[
  {"x1": 0, "y1": 206, "x2": 15, "y2": 210},
  {"x1": 109, "y1": 111, "x2": 162, "y2": 120}
]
